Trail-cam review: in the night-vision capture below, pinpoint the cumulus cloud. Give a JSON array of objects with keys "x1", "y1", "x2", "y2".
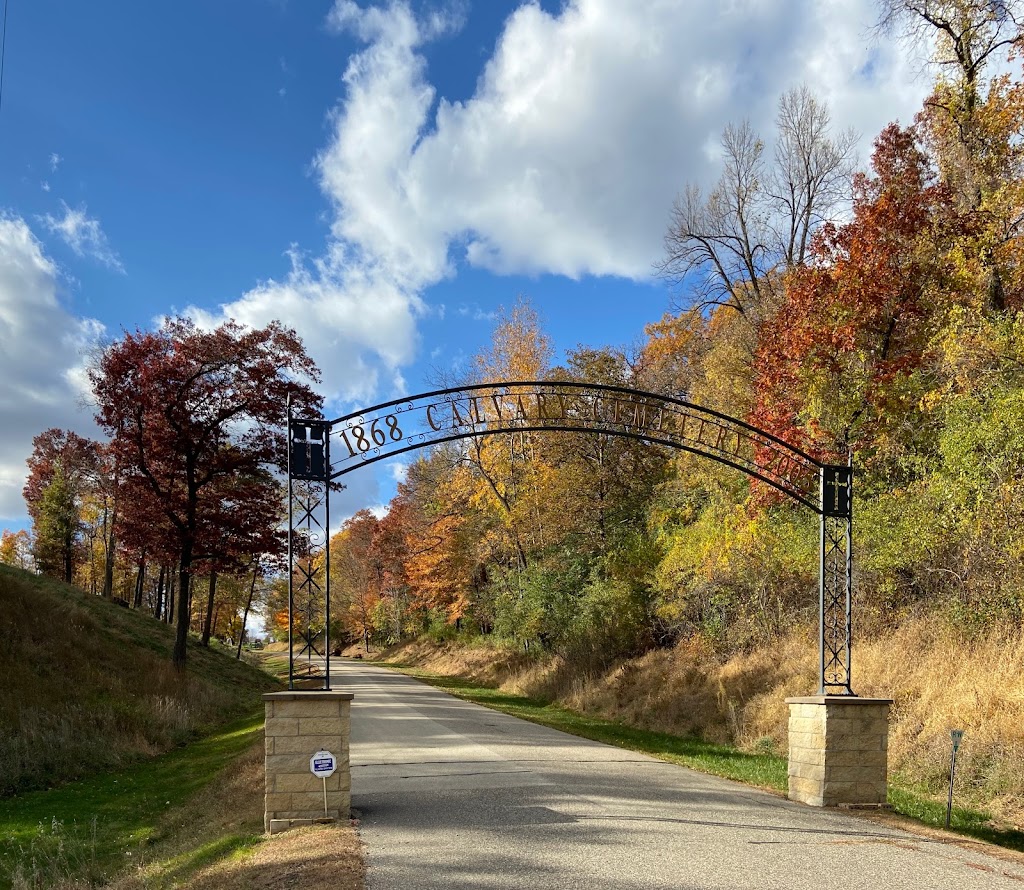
[
  {"x1": 0, "y1": 215, "x2": 105, "y2": 522},
  {"x1": 185, "y1": 245, "x2": 422, "y2": 406},
  {"x1": 41, "y1": 201, "x2": 125, "y2": 273},
  {"x1": 191, "y1": 0, "x2": 930, "y2": 418},
  {"x1": 312, "y1": 0, "x2": 930, "y2": 285}
]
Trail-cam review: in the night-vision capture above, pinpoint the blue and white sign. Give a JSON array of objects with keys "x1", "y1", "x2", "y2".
[{"x1": 310, "y1": 749, "x2": 337, "y2": 778}]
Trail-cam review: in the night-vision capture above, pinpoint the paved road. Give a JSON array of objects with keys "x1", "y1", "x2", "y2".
[{"x1": 337, "y1": 662, "x2": 1024, "y2": 890}]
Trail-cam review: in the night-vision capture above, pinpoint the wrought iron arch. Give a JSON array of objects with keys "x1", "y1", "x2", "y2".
[{"x1": 287, "y1": 382, "x2": 854, "y2": 695}]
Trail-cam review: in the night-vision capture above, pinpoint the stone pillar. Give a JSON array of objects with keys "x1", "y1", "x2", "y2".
[
  {"x1": 264, "y1": 690, "x2": 354, "y2": 834},
  {"x1": 786, "y1": 695, "x2": 892, "y2": 808}
]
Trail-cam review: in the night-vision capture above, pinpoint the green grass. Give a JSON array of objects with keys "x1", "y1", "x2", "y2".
[
  {"x1": 374, "y1": 662, "x2": 789, "y2": 792},
  {"x1": 0, "y1": 565, "x2": 279, "y2": 797},
  {"x1": 0, "y1": 711, "x2": 265, "y2": 889},
  {"x1": 144, "y1": 832, "x2": 263, "y2": 888},
  {"x1": 887, "y1": 782, "x2": 1024, "y2": 852},
  {"x1": 377, "y1": 661, "x2": 1024, "y2": 853}
]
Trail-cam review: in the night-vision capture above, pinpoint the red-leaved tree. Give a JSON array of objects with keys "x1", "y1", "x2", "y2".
[
  {"x1": 89, "y1": 318, "x2": 321, "y2": 669},
  {"x1": 753, "y1": 124, "x2": 963, "y2": 468}
]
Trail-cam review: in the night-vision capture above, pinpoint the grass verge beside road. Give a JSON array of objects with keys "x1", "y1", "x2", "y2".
[
  {"x1": 0, "y1": 711, "x2": 265, "y2": 888},
  {"x1": 0, "y1": 705, "x2": 365, "y2": 890},
  {"x1": 375, "y1": 660, "x2": 1024, "y2": 855}
]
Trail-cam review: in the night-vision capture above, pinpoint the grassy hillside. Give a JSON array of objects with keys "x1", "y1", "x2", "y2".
[{"x1": 0, "y1": 565, "x2": 279, "y2": 797}]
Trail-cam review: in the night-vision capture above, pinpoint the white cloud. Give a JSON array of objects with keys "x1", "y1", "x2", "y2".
[
  {"x1": 40, "y1": 181, "x2": 50, "y2": 193},
  {"x1": 185, "y1": 245, "x2": 423, "y2": 407},
  {"x1": 49, "y1": 153, "x2": 62, "y2": 172},
  {"x1": 190, "y1": 0, "x2": 931, "y2": 418},
  {"x1": 0, "y1": 214, "x2": 105, "y2": 523},
  {"x1": 311, "y1": 0, "x2": 930, "y2": 285},
  {"x1": 457, "y1": 303, "x2": 496, "y2": 322},
  {"x1": 41, "y1": 201, "x2": 125, "y2": 273},
  {"x1": 389, "y1": 461, "x2": 409, "y2": 483}
]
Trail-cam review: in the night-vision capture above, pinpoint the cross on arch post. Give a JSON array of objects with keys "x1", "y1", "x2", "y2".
[{"x1": 291, "y1": 421, "x2": 328, "y2": 482}]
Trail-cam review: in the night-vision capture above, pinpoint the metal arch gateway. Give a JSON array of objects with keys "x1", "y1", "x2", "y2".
[{"x1": 286, "y1": 381, "x2": 854, "y2": 696}]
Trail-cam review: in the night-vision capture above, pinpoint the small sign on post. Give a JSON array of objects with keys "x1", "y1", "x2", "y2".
[
  {"x1": 310, "y1": 749, "x2": 337, "y2": 818},
  {"x1": 947, "y1": 730, "x2": 964, "y2": 828}
]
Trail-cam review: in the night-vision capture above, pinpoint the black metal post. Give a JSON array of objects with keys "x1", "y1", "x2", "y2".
[
  {"x1": 819, "y1": 509, "x2": 826, "y2": 694},
  {"x1": 845, "y1": 454, "x2": 854, "y2": 694},
  {"x1": 286, "y1": 394, "x2": 294, "y2": 691},
  {"x1": 946, "y1": 745, "x2": 958, "y2": 827},
  {"x1": 946, "y1": 730, "x2": 964, "y2": 827},
  {"x1": 323, "y1": 428, "x2": 331, "y2": 690},
  {"x1": 819, "y1": 464, "x2": 854, "y2": 695}
]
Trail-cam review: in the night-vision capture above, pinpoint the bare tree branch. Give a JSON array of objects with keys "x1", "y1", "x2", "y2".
[{"x1": 657, "y1": 88, "x2": 856, "y2": 324}]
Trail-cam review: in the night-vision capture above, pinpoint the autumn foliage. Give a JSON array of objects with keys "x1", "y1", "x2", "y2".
[
  {"x1": 6, "y1": 12, "x2": 1024, "y2": 693},
  {"x1": 3, "y1": 319, "x2": 323, "y2": 669},
  {"x1": 328, "y1": 26, "x2": 1024, "y2": 662}
]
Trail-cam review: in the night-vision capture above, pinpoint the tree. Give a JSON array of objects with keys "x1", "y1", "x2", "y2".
[
  {"x1": 330, "y1": 510, "x2": 379, "y2": 649},
  {"x1": 367, "y1": 490, "x2": 416, "y2": 642},
  {"x1": 543, "y1": 346, "x2": 668, "y2": 563},
  {"x1": 90, "y1": 318, "x2": 321, "y2": 670},
  {"x1": 0, "y1": 529, "x2": 33, "y2": 570},
  {"x1": 878, "y1": 2, "x2": 1022, "y2": 119},
  {"x1": 878, "y1": 0, "x2": 1024, "y2": 310},
  {"x1": 23, "y1": 429, "x2": 99, "y2": 584},
  {"x1": 401, "y1": 461, "x2": 481, "y2": 624},
  {"x1": 234, "y1": 555, "x2": 277, "y2": 658},
  {"x1": 753, "y1": 124, "x2": 961, "y2": 468},
  {"x1": 194, "y1": 468, "x2": 286, "y2": 646},
  {"x1": 32, "y1": 468, "x2": 81, "y2": 581},
  {"x1": 658, "y1": 87, "x2": 857, "y2": 322},
  {"x1": 460, "y1": 299, "x2": 554, "y2": 570}
]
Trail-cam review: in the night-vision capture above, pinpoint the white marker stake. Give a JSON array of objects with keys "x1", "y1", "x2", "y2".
[{"x1": 309, "y1": 750, "x2": 338, "y2": 819}]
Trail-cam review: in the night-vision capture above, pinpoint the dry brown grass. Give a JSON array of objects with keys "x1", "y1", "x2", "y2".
[
  {"x1": 183, "y1": 826, "x2": 363, "y2": 890},
  {"x1": 0, "y1": 566, "x2": 277, "y2": 797},
  {"x1": 387, "y1": 616, "x2": 1024, "y2": 827},
  {"x1": 390, "y1": 639, "x2": 536, "y2": 688},
  {"x1": 88, "y1": 740, "x2": 363, "y2": 890}
]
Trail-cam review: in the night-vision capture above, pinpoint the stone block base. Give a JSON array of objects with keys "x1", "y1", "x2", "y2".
[
  {"x1": 264, "y1": 691, "x2": 354, "y2": 833},
  {"x1": 786, "y1": 695, "x2": 892, "y2": 807}
]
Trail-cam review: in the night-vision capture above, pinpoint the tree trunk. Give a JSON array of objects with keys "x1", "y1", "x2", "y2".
[
  {"x1": 201, "y1": 570, "x2": 218, "y2": 647},
  {"x1": 102, "y1": 526, "x2": 116, "y2": 598},
  {"x1": 63, "y1": 528, "x2": 74, "y2": 585},
  {"x1": 986, "y1": 262, "x2": 1006, "y2": 313},
  {"x1": 154, "y1": 564, "x2": 165, "y2": 620},
  {"x1": 167, "y1": 569, "x2": 176, "y2": 624},
  {"x1": 173, "y1": 545, "x2": 193, "y2": 670},
  {"x1": 99, "y1": 503, "x2": 111, "y2": 597},
  {"x1": 133, "y1": 557, "x2": 146, "y2": 608},
  {"x1": 236, "y1": 566, "x2": 258, "y2": 660}
]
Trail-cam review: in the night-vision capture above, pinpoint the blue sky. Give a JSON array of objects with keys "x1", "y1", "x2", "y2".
[{"x1": 0, "y1": 0, "x2": 930, "y2": 527}]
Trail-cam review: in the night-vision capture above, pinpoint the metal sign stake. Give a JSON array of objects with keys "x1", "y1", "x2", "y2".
[{"x1": 947, "y1": 729, "x2": 964, "y2": 828}]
